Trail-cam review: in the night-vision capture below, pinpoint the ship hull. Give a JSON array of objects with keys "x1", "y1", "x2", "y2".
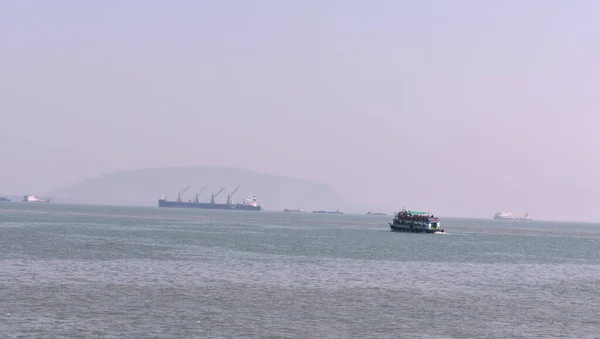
[
  {"x1": 389, "y1": 223, "x2": 440, "y2": 233},
  {"x1": 158, "y1": 199, "x2": 261, "y2": 211}
]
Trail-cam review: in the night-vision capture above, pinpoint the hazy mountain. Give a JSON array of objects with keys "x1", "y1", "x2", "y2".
[{"x1": 49, "y1": 166, "x2": 392, "y2": 213}]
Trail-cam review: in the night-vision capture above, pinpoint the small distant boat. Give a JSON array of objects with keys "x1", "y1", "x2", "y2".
[
  {"x1": 389, "y1": 207, "x2": 444, "y2": 233},
  {"x1": 366, "y1": 212, "x2": 387, "y2": 216},
  {"x1": 517, "y1": 212, "x2": 533, "y2": 221},
  {"x1": 312, "y1": 209, "x2": 343, "y2": 214},
  {"x1": 284, "y1": 208, "x2": 305, "y2": 213},
  {"x1": 0, "y1": 196, "x2": 11, "y2": 202}
]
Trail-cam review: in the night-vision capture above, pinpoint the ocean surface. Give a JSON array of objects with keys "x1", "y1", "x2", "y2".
[{"x1": 1, "y1": 203, "x2": 599, "y2": 338}]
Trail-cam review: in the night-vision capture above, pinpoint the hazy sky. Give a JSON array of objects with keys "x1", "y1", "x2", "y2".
[{"x1": 2, "y1": 0, "x2": 600, "y2": 221}]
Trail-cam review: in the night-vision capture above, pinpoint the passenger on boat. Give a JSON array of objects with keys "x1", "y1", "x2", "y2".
[{"x1": 396, "y1": 212, "x2": 431, "y2": 222}]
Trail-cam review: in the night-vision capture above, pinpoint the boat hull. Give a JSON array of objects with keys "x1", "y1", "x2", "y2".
[
  {"x1": 158, "y1": 199, "x2": 262, "y2": 211},
  {"x1": 389, "y1": 223, "x2": 441, "y2": 233},
  {"x1": 494, "y1": 217, "x2": 533, "y2": 220}
]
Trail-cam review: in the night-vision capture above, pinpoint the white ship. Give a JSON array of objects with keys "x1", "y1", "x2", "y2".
[
  {"x1": 493, "y1": 212, "x2": 516, "y2": 219},
  {"x1": 22, "y1": 195, "x2": 54, "y2": 203},
  {"x1": 493, "y1": 211, "x2": 532, "y2": 220}
]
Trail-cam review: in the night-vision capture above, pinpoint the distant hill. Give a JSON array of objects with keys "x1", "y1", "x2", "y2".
[{"x1": 49, "y1": 166, "x2": 391, "y2": 213}]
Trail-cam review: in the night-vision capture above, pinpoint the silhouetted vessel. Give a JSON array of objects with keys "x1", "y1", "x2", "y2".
[
  {"x1": 284, "y1": 208, "x2": 305, "y2": 212},
  {"x1": 389, "y1": 207, "x2": 444, "y2": 233},
  {"x1": 0, "y1": 196, "x2": 10, "y2": 202},
  {"x1": 366, "y1": 212, "x2": 387, "y2": 216},
  {"x1": 517, "y1": 213, "x2": 533, "y2": 221},
  {"x1": 157, "y1": 185, "x2": 262, "y2": 211},
  {"x1": 312, "y1": 209, "x2": 343, "y2": 214}
]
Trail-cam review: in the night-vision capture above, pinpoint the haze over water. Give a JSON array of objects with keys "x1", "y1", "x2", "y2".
[
  {"x1": 1, "y1": 203, "x2": 599, "y2": 338},
  {"x1": 3, "y1": 1, "x2": 600, "y2": 221}
]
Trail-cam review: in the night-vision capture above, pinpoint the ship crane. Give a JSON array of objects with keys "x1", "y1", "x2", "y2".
[
  {"x1": 177, "y1": 185, "x2": 191, "y2": 202},
  {"x1": 193, "y1": 184, "x2": 208, "y2": 203},
  {"x1": 210, "y1": 187, "x2": 226, "y2": 204},
  {"x1": 226, "y1": 185, "x2": 240, "y2": 205}
]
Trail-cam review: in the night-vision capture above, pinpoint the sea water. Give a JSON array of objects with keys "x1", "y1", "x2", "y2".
[{"x1": 1, "y1": 203, "x2": 599, "y2": 338}]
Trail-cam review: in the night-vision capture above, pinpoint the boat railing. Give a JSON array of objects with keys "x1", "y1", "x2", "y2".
[{"x1": 394, "y1": 216, "x2": 439, "y2": 222}]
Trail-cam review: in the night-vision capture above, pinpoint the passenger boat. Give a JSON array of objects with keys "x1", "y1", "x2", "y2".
[{"x1": 389, "y1": 208, "x2": 444, "y2": 233}]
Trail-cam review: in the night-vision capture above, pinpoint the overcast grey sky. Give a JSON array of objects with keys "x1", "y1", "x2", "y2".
[{"x1": 1, "y1": 0, "x2": 599, "y2": 221}]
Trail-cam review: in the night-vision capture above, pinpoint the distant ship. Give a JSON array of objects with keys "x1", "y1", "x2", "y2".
[
  {"x1": 157, "y1": 185, "x2": 262, "y2": 211},
  {"x1": 312, "y1": 209, "x2": 343, "y2": 214},
  {"x1": 0, "y1": 196, "x2": 10, "y2": 202},
  {"x1": 22, "y1": 195, "x2": 54, "y2": 203},
  {"x1": 493, "y1": 212, "x2": 532, "y2": 220},
  {"x1": 284, "y1": 208, "x2": 305, "y2": 212},
  {"x1": 517, "y1": 212, "x2": 533, "y2": 221},
  {"x1": 366, "y1": 212, "x2": 387, "y2": 216},
  {"x1": 493, "y1": 212, "x2": 516, "y2": 220}
]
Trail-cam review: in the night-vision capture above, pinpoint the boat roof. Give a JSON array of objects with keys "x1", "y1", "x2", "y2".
[{"x1": 406, "y1": 210, "x2": 429, "y2": 215}]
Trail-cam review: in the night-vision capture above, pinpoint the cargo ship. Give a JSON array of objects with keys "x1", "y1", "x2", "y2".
[
  {"x1": 0, "y1": 196, "x2": 11, "y2": 202},
  {"x1": 157, "y1": 185, "x2": 262, "y2": 211},
  {"x1": 366, "y1": 212, "x2": 387, "y2": 216},
  {"x1": 312, "y1": 209, "x2": 343, "y2": 214},
  {"x1": 389, "y1": 207, "x2": 444, "y2": 233},
  {"x1": 284, "y1": 208, "x2": 305, "y2": 212}
]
